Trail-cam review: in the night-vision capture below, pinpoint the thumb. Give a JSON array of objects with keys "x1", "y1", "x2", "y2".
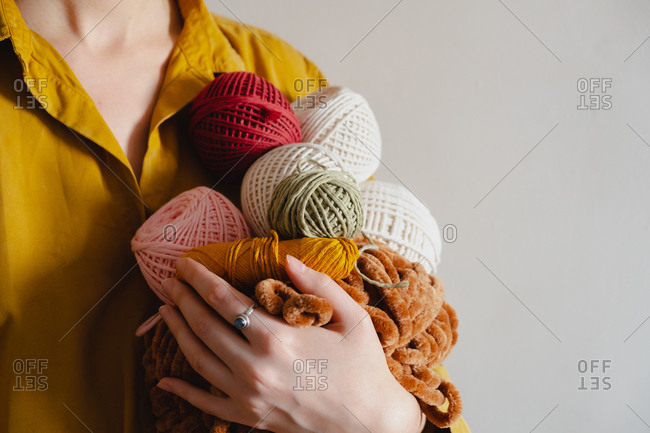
[{"x1": 285, "y1": 254, "x2": 365, "y2": 326}]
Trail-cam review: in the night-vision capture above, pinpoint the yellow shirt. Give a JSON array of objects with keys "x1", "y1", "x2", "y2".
[{"x1": 0, "y1": 0, "x2": 469, "y2": 431}]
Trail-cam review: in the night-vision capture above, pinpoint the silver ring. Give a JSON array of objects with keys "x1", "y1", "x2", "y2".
[{"x1": 233, "y1": 304, "x2": 256, "y2": 330}]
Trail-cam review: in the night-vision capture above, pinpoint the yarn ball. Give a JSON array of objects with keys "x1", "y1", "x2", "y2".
[
  {"x1": 292, "y1": 86, "x2": 381, "y2": 182},
  {"x1": 182, "y1": 231, "x2": 359, "y2": 290},
  {"x1": 268, "y1": 160, "x2": 364, "y2": 239},
  {"x1": 241, "y1": 143, "x2": 345, "y2": 236},
  {"x1": 131, "y1": 186, "x2": 251, "y2": 304},
  {"x1": 360, "y1": 180, "x2": 442, "y2": 274},
  {"x1": 189, "y1": 71, "x2": 302, "y2": 179}
]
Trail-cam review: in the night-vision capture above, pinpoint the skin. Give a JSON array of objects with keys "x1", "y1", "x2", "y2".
[
  {"x1": 17, "y1": 1, "x2": 426, "y2": 431},
  {"x1": 17, "y1": 0, "x2": 183, "y2": 179},
  {"x1": 158, "y1": 256, "x2": 426, "y2": 433}
]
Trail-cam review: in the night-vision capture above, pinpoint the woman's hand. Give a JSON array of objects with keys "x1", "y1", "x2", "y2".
[{"x1": 156, "y1": 255, "x2": 426, "y2": 433}]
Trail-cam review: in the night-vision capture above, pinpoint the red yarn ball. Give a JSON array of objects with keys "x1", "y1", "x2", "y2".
[{"x1": 188, "y1": 71, "x2": 302, "y2": 179}]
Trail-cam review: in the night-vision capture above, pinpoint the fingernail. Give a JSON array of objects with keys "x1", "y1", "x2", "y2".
[
  {"x1": 286, "y1": 255, "x2": 306, "y2": 274},
  {"x1": 158, "y1": 305, "x2": 169, "y2": 318},
  {"x1": 160, "y1": 279, "x2": 172, "y2": 295},
  {"x1": 157, "y1": 379, "x2": 171, "y2": 391}
]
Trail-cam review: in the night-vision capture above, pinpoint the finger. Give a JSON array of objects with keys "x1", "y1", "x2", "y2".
[
  {"x1": 285, "y1": 255, "x2": 365, "y2": 326},
  {"x1": 157, "y1": 377, "x2": 241, "y2": 423},
  {"x1": 159, "y1": 305, "x2": 237, "y2": 395},
  {"x1": 161, "y1": 278, "x2": 250, "y2": 367},
  {"x1": 176, "y1": 257, "x2": 282, "y2": 341}
]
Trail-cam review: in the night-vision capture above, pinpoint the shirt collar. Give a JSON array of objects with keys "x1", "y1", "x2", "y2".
[
  {"x1": 0, "y1": 0, "x2": 244, "y2": 85},
  {"x1": 176, "y1": 0, "x2": 245, "y2": 76},
  {"x1": 0, "y1": 0, "x2": 245, "y2": 199},
  {"x1": 0, "y1": 0, "x2": 32, "y2": 71}
]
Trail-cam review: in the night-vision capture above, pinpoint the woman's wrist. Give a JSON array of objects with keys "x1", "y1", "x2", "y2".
[
  {"x1": 367, "y1": 385, "x2": 425, "y2": 433},
  {"x1": 308, "y1": 385, "x2": 422, "y2": 433}
]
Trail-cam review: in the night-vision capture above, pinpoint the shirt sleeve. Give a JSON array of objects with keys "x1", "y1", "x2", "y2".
[{"x1": 212, "y1": 14, "x2": 328, "y2": 102}]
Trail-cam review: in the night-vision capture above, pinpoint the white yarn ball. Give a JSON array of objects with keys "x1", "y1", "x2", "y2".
[
  {"x1": 292, "y1": 86, "x2": 381, "y2": 182},
  {"x1": 360, "y1": 180, "x2": 442, "y2": 274},
  {"x1": 241, "y1": 143, "x2": 345, "y2": 236}
]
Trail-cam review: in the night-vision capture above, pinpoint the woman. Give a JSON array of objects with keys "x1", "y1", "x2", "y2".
[{"x1": 0, "y1": 0, "x2": 466, "y2": 431}]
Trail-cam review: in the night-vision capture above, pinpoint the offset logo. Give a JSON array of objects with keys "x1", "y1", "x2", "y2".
[
  {"x1": 13, "y1": 78, "x2": 48, "y2": 110},
  {"x1": 13, "y1": 358, "x2": 48, "y2": 391},
  {"x1": 293, "y1": 359, "x2": 328, "y2": 391},
  {"x1": 163, "y1": 224, "x2": 177, "y2": 242},
  {"x1": 443, "y1": 224, "x2": 457, "y2": 243},
  {"x1": 577, "y1": 78, "x2": 612, "y2": 110},
  {"x1": 293, "y1": 78, "x2": 328, "y2": 110},
  {"x1": 577, "y1": 359, "x2": 612, "y2": 391}
]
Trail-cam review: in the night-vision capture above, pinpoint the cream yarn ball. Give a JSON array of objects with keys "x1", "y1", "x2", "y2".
[
  {"x1": 360, "y1": 180, "x2": 442, "y2": 274},
  {"x1": 292, "y1": 86, "x2": 381, "y2": 182},
  {"x1": 241, "y1": 143, "x2": 345, "y2": 236}
]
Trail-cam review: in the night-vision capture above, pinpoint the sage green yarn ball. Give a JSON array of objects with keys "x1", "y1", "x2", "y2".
[{"x1": 267, "y1": 164, "x2": 364, "y2": 239}]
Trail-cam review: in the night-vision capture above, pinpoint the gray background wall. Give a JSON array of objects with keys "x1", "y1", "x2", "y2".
[{"x1": 204, "y1": 1, "x2": 650, "y2": 431}]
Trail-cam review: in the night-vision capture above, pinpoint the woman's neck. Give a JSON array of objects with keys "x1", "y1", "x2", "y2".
[
  {"x1": 16, "y1": 0, "x2": 179, "y2": 52},
  {"x1": 15, "y1": 0, "x2": 184, "y2": 180}
]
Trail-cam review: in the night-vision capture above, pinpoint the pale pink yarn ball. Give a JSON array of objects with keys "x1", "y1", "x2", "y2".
[{"x1": 131, "y1": 186, "x2": 250, "y2": 304}]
